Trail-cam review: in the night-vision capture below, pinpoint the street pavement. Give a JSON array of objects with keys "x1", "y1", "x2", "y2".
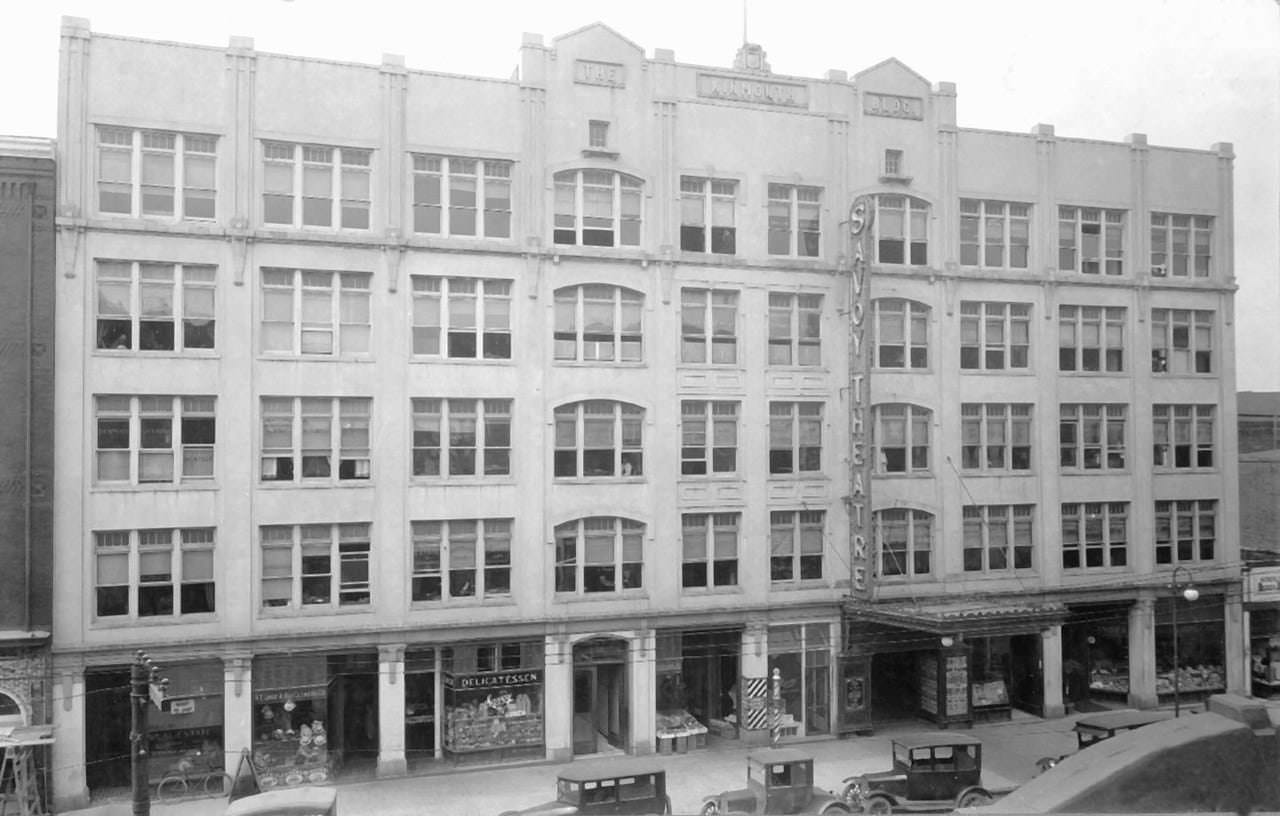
[{"x1": 61, "y1": 710, "x2": 1085, "y2": 816}]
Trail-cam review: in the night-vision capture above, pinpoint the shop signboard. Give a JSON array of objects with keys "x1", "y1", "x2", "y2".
[
  {"x1": 1246, "y1": 567, "x2": 1280, "y2": 604},
  {"x1": 837, "y1": 656, "x2": 872, "y2": 735},
  {"x1": 444, "y1": 670, "x2": 542, "y2": 690}
]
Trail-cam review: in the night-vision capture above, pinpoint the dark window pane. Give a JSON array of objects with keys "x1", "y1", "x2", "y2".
[
  {"x1": 180, "y1": 582, "x2": 215, "y2": 614},
  {"x1": 184, "y1": 319, "x2": 215, "y2": 349},
  {"x1": 139, "y1": 321, "x2": 175, "y2": 351},
  {"x1": 448, "y1": 331, "x2": 477, "y2": 359},
  {"x1": 681, "y1": 225, "x2": 705, "y2": 252},
  {"x1": 97, "y1": 587, "x2": 128, "y2": 617},
  {"x1": 98, "y1": 319, "x2": 132, "y2": 350}
]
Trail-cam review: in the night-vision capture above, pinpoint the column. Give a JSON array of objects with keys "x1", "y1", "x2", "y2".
[
  {"x1": 1225, "y1": 592, "x2": 1247, "y2": 695},
  {"x1": 1127, "y1": 597, "x2": 1157, "y2": 708},
  {"x1": 628, "y1": 629, "x2": 655, "y2": 755},
  {"x1": 376, "y1": 644, "x2": 407, "y2": 778},
  {"x1": 50, "y1": 667, "x2": 88, "y2": 812},
  {"x1": 544, "y1": 634, "x2": 572, "y2": 761},
  {"x1": 740, "y1": 621, "x2": 769, "y2": 746},
  {"x1": 1040, "y1": 626, "x2": 1065, "y2": 719},
  {"x1": 222, "y1": 653, "x2": 254, "y2": 773}
]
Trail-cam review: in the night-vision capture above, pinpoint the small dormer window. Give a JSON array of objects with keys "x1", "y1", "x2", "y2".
[
  {"x1": 589, "y1": 121, "x2": 610, "y2": 149},
  {"x1": 884, "y1": 149, "x2": 904, "y2": 176}
]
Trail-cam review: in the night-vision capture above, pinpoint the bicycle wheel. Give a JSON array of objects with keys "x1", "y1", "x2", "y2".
[
  {"x1": 156, "y1": 776, "x2": 189, "y2": 802},
  {"x1": 204, "y1": 772, "x2": 233, "y2": 797}
]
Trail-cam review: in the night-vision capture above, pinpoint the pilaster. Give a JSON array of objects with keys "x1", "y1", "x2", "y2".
[
  {"x1": 933, "y1": 82, "x2": 958, "y2": 267},
  {"x1": 543, "y1": 633, "x2": 572, "y2": 761},
  {"x1": 56, "y1": 17, "x2": 91, "y2": 219},
  {"x1": 1213, "y1": 142, "x2": 1235, "y2": 285},
  {"x1": 1127, "y1": 596, "x2": 1157, "y2": 708},
  {"x1": 628, "y1": 630, "x2": 655, "y2": 755},
  {"x1": 222, "y1": 653, "x2": 253, "y2": 769},
  {"x1": 376, "y1": 644, "x2": 407, "y2": 777},
  {"x1": 652, "y1": 100, "x2": 677, "y2": 253},
  {"x1": 225, "y1": 35, "x2": 257, "y2": 229},
  {"x1": 1224, "y1": 588, "x2": 1247, "y2": 695},
  {"x1": 1040, "y1": 626, "x2": 1065, "y2": 718},
  {"x1": 380, "y1": 54, "x2": 408, "y2": 237},
  {"x1": 50, "y1": 666, "x2": 89, "y2": 811}
]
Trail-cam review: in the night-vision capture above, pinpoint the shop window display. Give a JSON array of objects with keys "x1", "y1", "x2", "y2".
[
  {"x1": 252, "y1": 694, "x2": 331, "y2": 787},
  {"x1": 145, "y1": 661, "x2": 225, "y2": 786},
  {"x1": 442, "y1": 642, "x2": 544, "y2": 761},
  {"x1": 1154, "y1": 600, "x2": 1225, "y2": 700}
]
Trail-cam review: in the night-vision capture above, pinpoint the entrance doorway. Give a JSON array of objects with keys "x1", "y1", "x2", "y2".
[
  {"x1": 572, "y1": 638, "x2": 629, "y2": 755},
  {"x1": 1009, "y1": 634, "x2": 1043, "y2": 715},
  {"x1": 84, "y1": 668, "x2": 131, "y2": 792},
  {"x1": 327, "y1": 653, "x2": 378, "y2": 771},
  {"x1": 870, "y1": 651, "x2": 919, "y2": 722}
]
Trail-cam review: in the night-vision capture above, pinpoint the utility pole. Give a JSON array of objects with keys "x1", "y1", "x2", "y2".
[
  {"x1": 769, "y1": 667, "x2": 782, "y2": 747},
  {"x1": 130, "y1": 651, "x2": 168, "y2": 816}
]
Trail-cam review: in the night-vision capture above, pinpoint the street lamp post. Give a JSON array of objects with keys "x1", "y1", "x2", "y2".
[{"x1": 1168, "y1": 566, "x2": 1200, "y2": 717}]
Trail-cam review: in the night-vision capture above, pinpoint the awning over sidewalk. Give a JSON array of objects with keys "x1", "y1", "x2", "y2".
[{"x1": 844, "y1": 598, "x2": 1068, "y2": 638}]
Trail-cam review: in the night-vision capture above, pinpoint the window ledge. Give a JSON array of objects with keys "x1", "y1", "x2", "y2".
[
  {"x1": 256, "y1": 481, "x2": 375, "y2": 489},
  {"x1": 954, "y1": 470, "x2": 1036, "y2": 478},
  {"x1": 766, "y1": 365, "x2": 829, "y2": 374},
  {"x1": 958, "y1": 369, "x2": 1037, "y2": 376},
  {"x1": 681, "y1": 586, "x2": 745, "y2": 597},
  {"x1": 766, "y1": 473, "x2": 831, "y2": 481},
  {"x1": 258, "y1": 354, "x2": 377, "y2": 363},
  {"x1": 91, "y1": 614, "x2": 219, "y2": 628},
  {"x1": 878, "y1": 173, "x2": 913, "y2": 185},
  {"x1": 1153, "y1": 468, "x2": 1219, "y2": 475},
  {"x1": 1058, "y1": 371, "x2": 1129, "y2": 376},
  {"x1": 872, "y1": 366, "x2": 934, "y2": 374},
  {"x1": 409, "y1": 598, "x2": 517, "y2": 610},
  {"x1": 410, "y1": 477, "x2": 518, "y2": 486},
  {"x1": 91, "y1": 482, "x2": 219, "y2": 493},
  {"x1": 676, "y1": 363, "x2": 746, "y2": 372},
  {"x1": 554, "y1": 591, "x2": 649, "y2": 603},
  {"x1": 409, "y1": 356, "x2": 515, "y2": 365},
  {"x1": 258, "y1": 605, "x2": 374, "y2": 618},
  {"x1": 581, "y1": 148, "x2": 619, "y2": 160},
  {"x1": 553, "y1": 476, "x2": 648, "y2": 485},
  {"x1": 552, "y1": 360, "x2": 648, "y2": 368},
  {"x1": 768, "y1": 580, "x2": 832, "y2": 591},
  {"x1": 1061, "y1": 469, "x2": 1130, "y2": 476},
  {"x1": 93, "y1": 351, "x2": 221, "y2": 360},
  {"x1": 677, "y1": 475, "x2": 743, "y2": 484}
]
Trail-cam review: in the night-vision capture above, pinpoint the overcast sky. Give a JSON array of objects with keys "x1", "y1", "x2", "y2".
[{"x1": 4, "y1": 0, "x2": 1277, "y2": 390}]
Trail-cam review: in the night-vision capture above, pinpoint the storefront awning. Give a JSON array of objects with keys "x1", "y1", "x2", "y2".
[{"x1": 844, "y1": 598, "x2": 1068, "y2": 637}]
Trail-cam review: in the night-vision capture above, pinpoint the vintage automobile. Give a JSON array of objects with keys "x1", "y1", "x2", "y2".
[
  {"x1": 700, "y1": 747, "x2": 851, "y2": 815},
  {"x1": 499, "y1": 758, "x2": 672, "y2": 816},
  {"x1": 840, "y1": 733, "x2": 1001, "y2": 813},
  {"x1": 225, "y1": 786, "x2": 338, "y2": 816},
  {"x1": 1034, "y1": 708, "x2": 1173, "y2": 773}
]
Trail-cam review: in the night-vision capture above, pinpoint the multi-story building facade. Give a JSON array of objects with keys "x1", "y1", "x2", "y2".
[
  {"x1": 0, "y1": 136, "x2": 55, "y2": 737},
  {"x1": 51, "y1": 16, "x2": 1244, "y2": 807}
]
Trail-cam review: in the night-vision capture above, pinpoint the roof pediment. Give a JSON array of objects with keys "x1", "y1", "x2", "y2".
[
  {"x1": 552, "y1": 22, "x2": 644, "y2": 57},
  {"x1": 854, "y1": 57, "x2": 932, "y2": 93}
]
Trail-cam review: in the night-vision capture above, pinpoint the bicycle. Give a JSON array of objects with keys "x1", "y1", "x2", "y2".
[{"x1": 156, "y1": 753, "x2": 232, "y2": 802}]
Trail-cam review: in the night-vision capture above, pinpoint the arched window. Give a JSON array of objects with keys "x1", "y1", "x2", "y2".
[
  {"x1": 872, "y1": 404, "x2": 931, "y2": 474},
  {"x1": 872, "y1": 299, "x2": 929, "y2": 368},
  {"x1": 554, "y1": 285, "x2": 643, "y2": 362},
  {"x1": 874, "y1": 195, "x2": 929, "y2": 265},
  {"x1": 554, "y1": 401, "x2": 644, "y2": 478},
  {"x1": 555, "y1": 517, "x2": 644, "y2": 593},
  {"x1": 553, "y1": 170, "x2": 642, "y2": 247},
  {"x1": 875, "y1": 508, "x2": 933, "y2": 577}
]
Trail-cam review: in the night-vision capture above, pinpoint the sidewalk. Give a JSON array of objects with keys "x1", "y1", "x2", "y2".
[{"x1": 61, "y1": 711, "x2": 1082, "y2": 816}]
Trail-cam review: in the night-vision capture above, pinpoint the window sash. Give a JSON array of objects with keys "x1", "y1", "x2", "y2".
[
  {"x1": 261, "y1": 143, "x2": 372, "y2": 229},
  {"x1": 96, "y1": 261, "x2": 217, "y2": 352},
  {"x1": 97, "y1": 128, "x2": 217, "y2": 219}
]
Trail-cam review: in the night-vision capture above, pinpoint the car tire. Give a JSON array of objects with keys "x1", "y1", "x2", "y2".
[
  {"x1": 821, "y1": 805, "x2": 852, "y2": 815},
  {"x1": 958, "y1": 790, "x2": 994, "y2": 809},
  {"x1": 865, "y1": 795, "x2": 894, "y2": 814},
  {"x1": 701, "y1": 801, "x2": 719, "y2": 816}
]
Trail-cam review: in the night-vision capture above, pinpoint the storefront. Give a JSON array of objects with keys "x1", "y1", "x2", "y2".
[
  {"x1": 251, "y1": 650, "x2": 378, "y2": 788},
  {"x1": 442, "y1": 640, "x2": 544, "y2": 764},
  {"x1": 767, "y1": 623, "x2": 835, "y2": 738},
  {"x1": 1155, "y1": 594, "x2": 1226, "y2": 705},
  {"x1": 1246, "y1": 566, "x2": 1280, "y2": 699},
  {"x1": 404, "y1": 647, "x2": 436, "y2": 759},
  {"x1": 655, "y1": 627, "x2": 740, "y2": 749},
  {"x1": 83, "y1": 660, "x2": 224, "y2": 793},
  {"x1": 1063, "y1": 602, "x2": 1132, "y2": 708}
]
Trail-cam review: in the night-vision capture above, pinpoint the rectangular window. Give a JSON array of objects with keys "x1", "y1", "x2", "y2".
[
  {"x1": 262, "y1": 141, "x2": 370, "y2": 229},
  {"x1": 963, "y1": 505, "x2": 1034, "y2": 572},
  {"x1": 680, "y1": 401, "x2": 738, "y2": 476},
  {"x1": 680, "y1": 288, "x2": 738, "y2": 364},
  {"x1": 94, "y1": 395, "x2": 216, "y2": 485},
  {"x1": 769, "y1": 402, "x2": 823, "y2": 475},
  {"x1": 1058, "y1": 305, "x2": 1125, "y2": 372},
  {"x1": 681, "y1": 512, "x2": 740, "y2": 589},
  {"x1": 411, "y1": 398, "x2": 511, "y2": 477},
  {"x1": 410, "y1": 276, "x2": 512, "y2": 360},
  {"x1": 410, "y1": 519, "x2": 513, "y2": 602},
  {"x1": 554, "y1": 401, "x2": 644, "y2": 478},
  {"x1": 768, "y1": 292, "x2": 822, "y2": 366},
  {"x1": 1153, "y1": 405, "x2": 1215, "y2": 470},
  {"x1": 97, "y1": 127, "x2": 216, "y2": 219},
  {"x1": 1059, "y1": 404, "x2": 1127, "y2": 470},
  {"x1": 553, "y1": 170, "x2": 642, "y2": 247},
  {"x1": 260, "y1": 268, "x2": 371, "y2": 356},
  {"x1": 884, "y1": 149, "x2": 903, "y2": 176},
  {"x1": 873, "y1": 299, "x2": 928, "y2": 368},
  {"x1": 259, "y1": 397, "x2": 371, "y2": 483},
  {"x1": 94, "y1": 527, "x2": 216, "y2": 619},
  {"x1": 959, "y1": 200, "x2": 1030, "y2": 268},
  {"x1": 1150, "y1": 213, "x2": 1211, "y2": 277},
  {"x1": 1061, "y1": 502, "x2": 1128, "y2": 570},
  {"x1": 770, "y1": 510, "x2": 824, "y2": 582},
  {"x1": 259, "y1": 523, "x2": 371, "y2": 610},
  {"x1": 960, "y1": 301, "x2": 1031, "y2": 370},
  {"x1": 588, "y1": 120, "x2": 609, "y2": 149},
  {"x1": 680, "y1": 177, "x2": 737, "y2": 254},
  {"x1": 412, "y1": 154, "x2": 512, "y2": 238},
  {"x1": 767, "y1": 184, "x2": 821, "y2": 257},
  {"x1": 876, "y1": 509, "x2": 932, "y2": 577},
  {"x1": 875, "y1": 195, "x2": 929, "y2": 265},
  {"x1": 554, "y1": 285, "x2": 642, "y2": 363},
  {"x1": 95, "y1": 261, "x2": 216, "y2": 352},
  {"x1": 960, "y1": 404, "x2": 1031, "y2": 472},
  {"x1": 554, "y1": 517, "x2": 644, "y2": 595},
  {"x1": 875, "y1": 404, "x2": 931, "y2": 474},
  {"x1": 1151, "y1": 308, "x2": 1213, "y2": 374},
  {"x1": 1154, "y1": 500, "x2": 1217, "y2": 565},
  {"x1": 1058, "y1": 206, "x2": 1125, "y2": 275}
]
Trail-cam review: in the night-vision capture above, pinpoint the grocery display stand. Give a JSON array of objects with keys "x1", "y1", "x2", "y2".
[{"x1": 0, "y1": 725, "x2": 53, "y2": 816}]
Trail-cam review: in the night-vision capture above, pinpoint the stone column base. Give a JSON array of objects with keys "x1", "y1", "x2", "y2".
[{"x1": 376, "y1": 755, "x2": 407, "y2": 778}]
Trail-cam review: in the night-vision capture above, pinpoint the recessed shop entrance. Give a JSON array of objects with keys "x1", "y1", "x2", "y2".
[{"x1": 572, "y1": 637, "x2": 629, "y2": 755}]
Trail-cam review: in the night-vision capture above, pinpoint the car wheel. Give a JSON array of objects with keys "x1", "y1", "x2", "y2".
[
  {"x1": 958, "y1": 790, "x2": 994, "y2": 809},
  {"x1": 821, "y1": 805, "x2": 852, "y2": 815},
  {"x1": 841, "y1": 782, "x2": 860, "y2": 806},
  {"x1": 865, "y1": 795, "x2": 894, "y2": 814},
  {"x1": 700, "y1": 801, "x2": 719, "y2": 816}
]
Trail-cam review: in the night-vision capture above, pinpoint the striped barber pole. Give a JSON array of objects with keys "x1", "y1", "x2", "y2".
[{"x1": 741, "y1": 676, "x2": 769, "y2": 729}]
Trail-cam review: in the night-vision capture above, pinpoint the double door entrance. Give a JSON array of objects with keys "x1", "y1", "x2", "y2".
[{"x1": 572, "y1": 638, "x2": 629, "y2": 755}]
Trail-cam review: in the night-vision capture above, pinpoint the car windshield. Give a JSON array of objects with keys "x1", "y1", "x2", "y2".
[
  {"x1": 557, "y1": 779, "x2": 579, "y2": 804},
  {"x1": 617, "y1": 775, "x2": 656, "y2": 802}
]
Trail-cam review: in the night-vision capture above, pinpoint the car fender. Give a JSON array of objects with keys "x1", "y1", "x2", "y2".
[
  {"x1": 809, "y1": 790, "x2": 849, "y2": 810},
  {"x1": 955, "y1": 785, "x2": 994, "y2": 807}
]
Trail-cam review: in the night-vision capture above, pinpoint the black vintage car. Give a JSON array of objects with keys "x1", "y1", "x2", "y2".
[
  {"x1": 1034, "y1": 709, "x2": 1172, "y2": 773},
  {"x1": 700, "y1": 748, "x2": 850, "y2": 815},
  {"x1": 841, "y1": 733, "x2": 1002, "y2": 813},
  {"x1": 499, "y1": 758, "x2": 671, "y2": 816}
]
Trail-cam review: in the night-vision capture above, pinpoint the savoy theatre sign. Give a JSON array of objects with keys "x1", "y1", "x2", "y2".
[{"x1": 696, "y1": 73, "x2": 809, "y2": 108}]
